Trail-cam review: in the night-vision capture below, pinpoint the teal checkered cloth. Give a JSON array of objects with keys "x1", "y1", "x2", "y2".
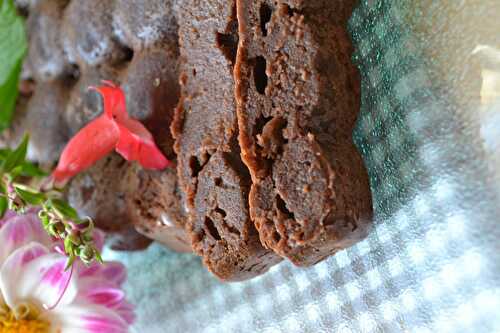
[{"x1": 104, "y1": 1, "x2": 500, "y2": 332}]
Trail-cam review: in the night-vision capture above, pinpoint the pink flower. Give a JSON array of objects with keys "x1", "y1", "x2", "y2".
[
  {"x1": 0, "y1": 211, "x2": 134, "y2": 332},
  {"x1": 52, "y1": 81, "x2": 170, "y2": 187}
]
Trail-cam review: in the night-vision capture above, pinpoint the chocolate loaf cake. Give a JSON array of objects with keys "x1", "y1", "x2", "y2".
[
  {"x1": 10, "y1": 0, "x2": 373, "y2": 278},
  {"x1": 120, "y1": 45, "x2": 190, "y2": 252},
  {"x1": 64, "y1": 0, "x2": 190, "y2": 252},
  {"x1": 12, "y1": 0, "x2": 191, "y2": 253},
  {"x1": 173, "y1": 0, "x2": 281, "y2": 281},
  {"x1": 235, "y1": 0, "x2": 372, "y2": 265}
]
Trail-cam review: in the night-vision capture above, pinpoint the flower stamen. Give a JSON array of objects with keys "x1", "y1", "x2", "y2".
[{"x1": 0, "y1": 303, "x2": 50, "y2": 333}]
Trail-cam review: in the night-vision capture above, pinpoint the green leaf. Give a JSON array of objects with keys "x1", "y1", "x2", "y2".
[
  {"x1": 0, "y1": 148, "x2": 10, "y2": 159},
  {"x1": 19, "y1": 161, "x2": 47, "y2": 177},
  {"x1": 50, "y1": 198, "x2": 79, "y2": 221},
  {"x1": 9, "y1": 164, "x2": 23, "y2": 179},
  {"x1": 94, "y1": 249, "x2": 103, "y2": 264},
  {"x1": 14, "y1": 184, "x2": 45, "y2": 205},
  {"x1": 39, "y1": 211, "x2": 50, "y2": 227},
  {"x1": 64, "y1": 236, "x2": 72, "y2": 254},
  {"x1": 0, "y1": 59, "x2": 22, "y2": 132},
  {"x1": 2, "y1": 133, "x2": 28, "y2": 172},
  {"x1": 0, "y1": 0, "x2": 27, "y2": 132},
  {"x1": 0, "y1": 196, "x2": 7, "y2": 218}
]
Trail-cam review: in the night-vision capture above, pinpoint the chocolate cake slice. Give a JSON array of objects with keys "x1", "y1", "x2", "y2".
[
  {"x1": 173, "y1": 0, "x2": 281, "y2": 281},
  {"x1": 124, "y1": 164, "x2": 191, "y2": 253},
  {"x1": 120, "y1": 46, "x2": 190, "y2": 253},
  {"x1": 235, "y1": 0, "x2": 372, "y2": 265}
]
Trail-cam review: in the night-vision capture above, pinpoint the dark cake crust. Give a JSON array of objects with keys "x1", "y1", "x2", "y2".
[
  {"x1": 172, "y1": 0, "x2": 281, "y2": 281},
  {"x1": 235, "y1": 0, "x2": 372, "y2": 266}
]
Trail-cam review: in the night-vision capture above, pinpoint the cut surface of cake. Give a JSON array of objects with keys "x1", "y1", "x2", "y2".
[
  {"x1": 235, "y1": 0, "x2": 372, "y2": 265},
  {"x1": 173, "y1": 0, "x2": 281, "y2": 281}
]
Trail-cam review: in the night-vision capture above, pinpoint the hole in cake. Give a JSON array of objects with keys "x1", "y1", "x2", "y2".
[
  {"x1": 222, "y1": 142, "x2": 251, "y2": 181},
  {"x1": 192, "y1": 68, "x2": 197, "y2": 77},
  {"x1": 189, "y1": 156, "x2": 202, "y2": 177},
  {"x1": 216, "y1": 32, "x2": 238, "y2": 65},
  {"x1": 189, "y1": 152, "x2": 211, "y2": 177},
  {"x1": 204, "y1": 217, "x2": 221, "y2": 241},
  {"x1": 122, "y1": 46, "x2": 134, "y2": 62},
  {"x1": 214, "y1": 207, "x2": 227, "y2": 218},
  {"x1": 276, "y1": 194, "x2": 295, "y2": 220},
  {"x1": 253, "y1": 56, "x2": 268, "y2": 94},
  {"x1": 259, "y1": 3, "x2": 272, "y2": 36},
  {"x1": 272, "y1": 231, "x2": 281, "y2": 243},
  {"x1": 214, "y1": 177, "x2": 223, "y2": 186},
  {"x1": 282, "y1": 4, "x2": 298, "y2": 17},
  {"x1": 215, "y1": 3, "x2": 239, "y2": 66},
  {"x1": 67, "y1": 63, "x2": 81, "y2": 81},
  {"x1": 253, "y1": 115, "x2": 272, "y2": 137}
]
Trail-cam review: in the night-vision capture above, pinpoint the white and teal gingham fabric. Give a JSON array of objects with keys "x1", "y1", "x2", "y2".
[{"x1": 104, "y1": 1, "x2": 500, "y2": 332}]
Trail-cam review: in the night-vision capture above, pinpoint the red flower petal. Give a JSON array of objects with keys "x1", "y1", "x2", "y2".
[
  {"x1": 92, "y1": 82, "x2": 171, "y2": 170},
  {"x1": 52, "y1": 81, "x2": 170, "y2": 186},
  {"x1": 88, "y1": 81, "x2": 128, "y2": 122},
  {"x1": 52, "y1": 115, "x2": 119, "y2": 186},
  {"x1": 115, "y1": 118, "x2": 170, "y2": 170}
]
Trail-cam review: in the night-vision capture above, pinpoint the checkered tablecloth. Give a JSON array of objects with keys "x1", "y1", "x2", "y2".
[{"x1": 103, "y1": 1, "x2": 500, "y2": 332}]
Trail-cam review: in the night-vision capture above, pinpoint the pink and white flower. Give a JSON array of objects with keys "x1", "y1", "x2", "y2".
[{"x1": 0, "y1": 211, "x2": 134, "y2": 332}]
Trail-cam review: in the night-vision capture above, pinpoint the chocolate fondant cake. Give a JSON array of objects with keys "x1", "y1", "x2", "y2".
[
  {"x1": 235, "y1": 0, "x2": 372, "y2": 265},
  {"x1": 5, "y1": 0, "x2": 373, "y2": 280},
  {"x1": 173, "y1": 0, "x2": 281, "y2": 281}
]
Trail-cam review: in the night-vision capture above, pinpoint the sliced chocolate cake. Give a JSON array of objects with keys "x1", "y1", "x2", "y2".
[
  {"x1": 235, "y1": 0, "x2": 372, "y2": 265},
  {"x1": 9, "y1": 0, "x2": 373, "y2": 278},
  {"x1": 120, "y1": 45, "x2": 190, "y2": 252},
  {"x1": 173, "y1": 0, "x2": 281, "y2": 281},
  {"x1": 124, "y1": 164, "x2": 191, "y2": 253}
]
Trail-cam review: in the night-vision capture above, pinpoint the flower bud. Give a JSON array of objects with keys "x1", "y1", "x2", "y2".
[{"x1": 80, "y1": 245, "x2": 94, "y2": 264}]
